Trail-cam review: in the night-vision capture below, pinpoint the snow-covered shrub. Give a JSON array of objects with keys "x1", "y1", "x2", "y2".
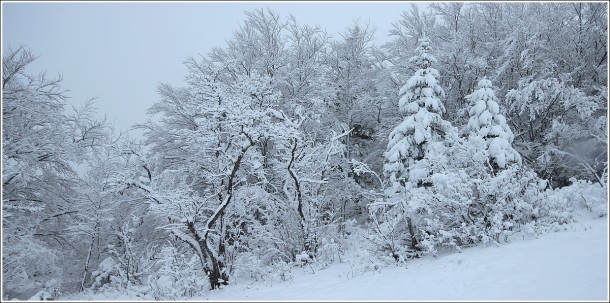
[
  {"x1": 539, "y1": 178, "x2": 608, "y2": 222},
  {"x1": 267, "y1": 259, "x2": 295, "y2": 282},
  {"x1": 565, "y1": 178, "x2": 608, "y2": 217},
  {"x1": 394, "y1": 136, "x2": 491, "y2": 254},
  {"x1": 147, "y1": 246, "x2": 208, "y2": 300},
  {"x1": 2, "y1": 236, "x2": 64, "y2": 300},
  {"x1": 316, "y1": 235, "x2": 345, "y2": 264},
  {"x1": 477, "y1": 165, "x2": 543, "y2": 242},
  {"x1": 407, "y1": 163, "x2": 544, "y2": 251},
  {"x1": 332, "y1": 221, "x2": 393, "y2": 277},
  {"x1": 367, "y1": 208, "x2": 407, "y2": 255},
  {"x1": 105, "y1": 215, "x2": 158, "y2": 287},
  {"x1": 28, "y1": 284, "x2": 61, "y2": 301},
  {"x1": 343, "y1": 246, "x2": 389, "y2": 278},
  {"x1": 231, "y1": 253, "x2": 296, "y2": 285},
  {"x1": 90, "y1": 256, "x2": 127, "y2": 291},
  {"x1": 227, "y1": 186, "x2": 302, "y2": 263},
  {"x1": 231, "y1": 252, "x2": 268, "y2": 282}
]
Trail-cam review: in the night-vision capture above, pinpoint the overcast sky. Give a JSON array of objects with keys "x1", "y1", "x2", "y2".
[{"x1": 2, "y1": 1, "x2": 424, "y2": 135}]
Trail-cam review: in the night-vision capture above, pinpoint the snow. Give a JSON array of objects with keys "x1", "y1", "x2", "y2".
[
  {"x1": 467, "y1": 77, "x2": 521, "y2": 168},
  {"x1": 478, "y1": 77, "x2": 493, "y2": 88},
  {"x1": 470, "y1": 100, "x2": 487, "y2": 117},
  {"x1": 5, "y1": 7, "x2": 608, "y2": 303},
  {"x1": 413, "y1": 126, "x2": 425, "y2": 144},
  {"x1": 495, "y1": 151, "x2": 507, "y2": 168},
  {"x1": 479, "y1": 110, "x2": 493, "y2": 126},
  {"x1": 56, "y1": 214, "x2": 608, "y2": 301},
  {"x1": 265, "y1": 108, "x2": 285, "y2": 120},
  {"x1": 408, "y1": 167, "x2": 428, "y2": 182},
  {"x1": 487, "y1": 99, "x2": 500, "y2": 114},
  {"x1": 201, "y1": 216, "x2": 608, "y2": 301},
  {"x1": 404, "y1": 100, "x2": 419, "y2": 113},
  {"x1": 422, "y1": 87, "x2": 433, "y2": 97}
]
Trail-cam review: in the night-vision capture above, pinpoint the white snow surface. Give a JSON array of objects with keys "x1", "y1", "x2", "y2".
[{"x1": 204, "y1": 216, "x2": 608, "y2": 301}]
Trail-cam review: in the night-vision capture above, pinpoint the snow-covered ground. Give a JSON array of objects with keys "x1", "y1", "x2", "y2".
[
  {"x1": 203, "y1": 216, "x2": 608, "y2": 301},
  {"x1": 60, "y1": 214, "x2": 608, "y2": 301}
]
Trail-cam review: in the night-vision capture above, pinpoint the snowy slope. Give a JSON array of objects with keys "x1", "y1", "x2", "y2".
[
  {"x1": 203, "y1": 217, "x2": 608, "y2": 301},
  {"x1": 58, "y1": 215, "x2": 608, "y2": 301}
]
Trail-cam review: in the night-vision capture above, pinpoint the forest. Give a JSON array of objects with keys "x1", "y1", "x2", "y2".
[{"x1": 2, "y1": 2, "x2": 608, "y2": 300}]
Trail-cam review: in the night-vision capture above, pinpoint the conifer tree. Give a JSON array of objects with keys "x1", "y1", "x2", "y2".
[
  {"x1": 381, "y1": 36, "x2": 452, "y2": 253},
  {"x1": 466, "y1": 77, "x2": 522, "y2": 172},
  {"x1": 384, "y1": 36, "x2": 450, "y2": 188}
]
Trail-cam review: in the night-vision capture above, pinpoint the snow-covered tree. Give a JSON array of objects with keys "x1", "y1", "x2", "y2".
[
  {"x1": 3, "y1": 5, "x2": 607, "y2": 300},
  {"x1": 329, "y1": 21, "x2": 377, "y2": 161},
  {"x1": 383, "y1": 35, "x2": 450, "y2": 188},
  {"x1": 506, "y1": 77, "x2": 606, "y2": 186},
  {"x1": 466, "y1": 77, "x2": 522, "y2": 172},
  {"x1": 375, "y1": 36, "x2": 455, "y2": 255},
  {"x1": 463, "y1": 79, "x2": 550, "y2": 247},
  {"x1": 2, "y1": 47, "x2": 110, "y2": 299},
  {"x1": 134, "y1": 74, "x2": 281, "y2": 289},
  {"x1": 70, "y1": 134, "x2": 160, "y2": 294}
]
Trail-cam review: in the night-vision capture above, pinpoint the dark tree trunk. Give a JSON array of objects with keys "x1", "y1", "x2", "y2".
[
  {"x1": 201, "y1": 128, "x2": 255, "y2": 289},
  {"x1": 406, "y1": 216, "x2": 419, "y2": 252},
  {"x1": 288, "y1": 138, "x2": 313, "y2": 255}
]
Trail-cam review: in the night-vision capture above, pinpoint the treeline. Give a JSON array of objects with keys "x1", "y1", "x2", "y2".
[{"x1": 2, "y1": 3, "x2": 607, "y2": 300}]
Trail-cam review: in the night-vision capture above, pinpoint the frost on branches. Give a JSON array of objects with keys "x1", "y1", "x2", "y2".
[
  {"x1": 2, "y1": 5, "x2": 608, "y2": 301},
  {"x1": 466, "y1": 78, "x2": 522, "y2": 172}
]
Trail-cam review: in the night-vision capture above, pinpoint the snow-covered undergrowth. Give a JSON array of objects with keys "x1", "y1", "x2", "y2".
[
  {"x1": 203, "y1": 214, "x2": 607, "y2": 301},
  {"x1": 55, "y1": 181, "x2": 608, "y2": 302},
  {"x1": 57, "y1": 212, "x2": 607, "y2": 301},
  {"x1": 544, "y1": 178, "x2": 608, "y2": 220}
]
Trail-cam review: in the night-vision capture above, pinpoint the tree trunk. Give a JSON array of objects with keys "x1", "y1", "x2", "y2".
[
  {"x1": 288, "y1": 138, "x2": 311, "y2": 254},
  {"x1": 203, "y1": 240, "x2": 228, "y2": 289},
  {"x1": 201, "y1": 130, "x2": 254, "y2": 289},
  {"x1": 406, "y1": 216, "x2": 419, "y2": 252},
  {"x1": 79, "y1": 235, "x2": 95, "y2": 292}
]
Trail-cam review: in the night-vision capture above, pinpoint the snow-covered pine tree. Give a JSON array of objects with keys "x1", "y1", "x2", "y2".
[
  {"x1": 466, "y1": 77, "x2": 522, "y2": 172},
  {"x1": 377, "y1": 36, "x2": 453, "y2": 255},
  {"x1": 465, "y1": 78, "x2": 543, "y2": 244},
  {"x1": 383, "y1": 35, "x2": 450, "y2": 189}
]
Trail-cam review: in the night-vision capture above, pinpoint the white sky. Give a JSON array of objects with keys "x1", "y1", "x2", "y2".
[{"x1": 2, "y1": 1, "x2": 426, "y2": 135}]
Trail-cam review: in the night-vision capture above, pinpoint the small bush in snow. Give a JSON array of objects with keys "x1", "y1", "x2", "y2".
[
  {"x1": 90, "y1": 257, "x2": 126, "y2": 291},
  {"x1": 147, "y1": 246, "x2": 208, "y2": 300}
]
